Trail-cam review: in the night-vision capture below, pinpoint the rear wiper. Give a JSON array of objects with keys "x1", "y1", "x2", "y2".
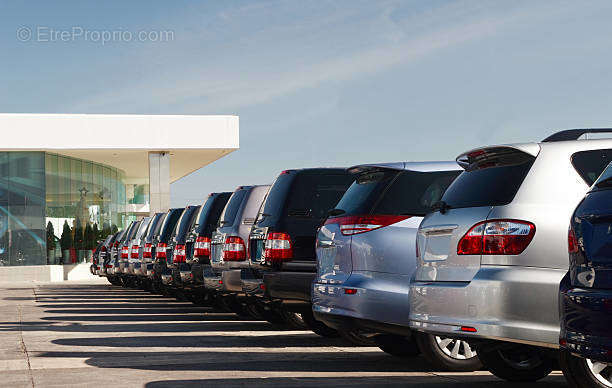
[{"x1": 431, "y1": 201, "x2": 452, "y2": 214}]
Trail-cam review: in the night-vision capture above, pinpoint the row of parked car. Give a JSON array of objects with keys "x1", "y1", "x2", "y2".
[{"x1": 91, "y1": 128, "x2": 611, "y2": 388}]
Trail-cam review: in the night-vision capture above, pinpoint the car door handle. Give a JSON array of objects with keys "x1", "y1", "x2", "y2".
[{"x1": 318, "y1": 240, "x2": 335, "y2": 247}]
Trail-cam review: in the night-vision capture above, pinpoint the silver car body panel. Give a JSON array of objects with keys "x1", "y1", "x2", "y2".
[
  {"x1": 210, "y1": 185, "x2": 270, "y2": 272},
  {"x1": 312, "y1": 161, "x2": 462, "y2": 328},
  {"x1": 409, "y1": 139, "x2": 612, "y2": 347}
]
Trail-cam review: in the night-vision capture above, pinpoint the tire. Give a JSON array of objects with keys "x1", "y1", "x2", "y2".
[
  {"x1": 339, "y1": 329, "x2": 377, "y2": 346},
  {"x1": 301, "y1": 309, "x2": 340, "y2": 338},
  {"x1": 415, "y1": 332, "x2": 482, "y2": 372},
  {"x1": 477, "y1": 344, "x2": 554, "y2": 382},
  {"x1": 560, "y1": 350, "x2": 612, "y2": 388},
  {"x1": 374, "y1": 334, "x2": 421, "y2": 358},
  {"x1": 279, "y1": 310, "x2": 308, "y2": 330}
]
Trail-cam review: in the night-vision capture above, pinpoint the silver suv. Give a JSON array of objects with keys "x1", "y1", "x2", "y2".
[
  {"x1": 409, "y1": 129, "x2": 612, "y2": 382},
  {"x1": 312, "y1": 162, "x2": 483, "y2": 371}
]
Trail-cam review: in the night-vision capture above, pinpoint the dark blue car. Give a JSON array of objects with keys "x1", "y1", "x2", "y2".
[{"x1": 560, "y1": 163, "x2": 612, "y2": 387}]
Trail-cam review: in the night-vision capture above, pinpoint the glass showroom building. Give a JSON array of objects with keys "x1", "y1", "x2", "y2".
[
  {"x1": 0, "y1": 114, "x2": 239, "y2": 278},
  {"x1": 0, "y1": 151, "x2": 144, "y2": 266}
]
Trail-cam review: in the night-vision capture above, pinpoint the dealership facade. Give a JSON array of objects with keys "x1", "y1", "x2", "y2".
[{"x1": 0, "y1": 114, "x2": 238, "y2": 279}]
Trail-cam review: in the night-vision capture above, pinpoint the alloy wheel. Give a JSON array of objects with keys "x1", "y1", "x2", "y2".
[
  {"x1": 435, "y1": 336, "x2": 476, "y2": 359},
  {"x1": 586, "y1": 359, "x2": 612, "y2": 387}
]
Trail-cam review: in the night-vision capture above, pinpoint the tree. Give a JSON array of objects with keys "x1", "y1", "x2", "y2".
[
  {"x1": 84, "y1": 223, "x2": 94, "y2": 250},
  {"x1": 46, "y1": 221, "x2": 56, "y2": 251},
  {"x1": 73, "y1": 220, "x2": 84, "y2": 250},
  {"x1": 102, "y1": 222, "x2": 111, "y2": 239},
  {"x1": 92, "y1": 223, "x2": 100, "y2": 243},
  {"x1": 59, "y1": 221, "x2": 72, "y2": 251}
]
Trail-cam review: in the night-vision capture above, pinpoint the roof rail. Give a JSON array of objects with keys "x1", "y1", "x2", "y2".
[{"x1": 542, "y1": 128, "x2": 612, "y2": 142}]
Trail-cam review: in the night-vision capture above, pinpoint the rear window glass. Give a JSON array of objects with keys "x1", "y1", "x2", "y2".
[
  {"x1": 592, "y1": 161, "x2": 612, "y2": 190},
  {"x1": 336, "y1": 169, "x2": 459, "y2": 216},
  {"x1": 220, "y1": 189, "x2": 247, "y2": 226},
  {"x1": 196, "y1": 193, "x2": 231, "y2": 235},
  {"x1": 178, "y1": 206, "x2": 199, "y2": 238},
  {"x1": 442, "y1": 153, "x2": 534, "y2": 209},
  {"x1": 147, "y1": 213, "x2": 166, "y2": 241},
  {"x1": 285, "y1": 173, "x2": 353, "y2": 219},
  {"x1": 159, "y1": 210, "x2": 182, "y2": 240},
  {"x1": 572, "y1": 149, "x2": 612, "y2": 185}
]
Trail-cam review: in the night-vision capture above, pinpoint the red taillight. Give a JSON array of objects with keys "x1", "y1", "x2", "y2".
[
  {"x1": 194, "y1": 236, "x2": 211, "y2": 258},
  {"x1": 457, "y1": 220, "x2": 535, "y2": 255},
  {"x1": 460, "y1": 326, "x2": 477, "y2": 333},
  {"x1": 101, "y1": 246, "x2": 107, "y2": 252},
  {"x1": 120, "y1": 246, "x2": 129, "y2": 259},
  {"x1": 325, "y1": 215, "x2": 410, "y2": 236},
  {"x1": 173, "y1": 245, "x2": 186, "y2": 263},
  {"x1": 264, "y1": 232, "x2": 293, "y2": 262},
  {"x1": 568, "y1": 226, "x2": 578, "y2": 253},
  {"x1": 143, "y1": 243, "x2": 153, "y2": 258},
  {"x1": 156, "y1": 243, "x2": 167, "y2": 259},
  {"x1": 223, "y1": 236, "x2": 246, "y2": 261},
  {"x1": 105, "y1": 264, "x2": 113, "y2": 269},
  {"x1": 130, "y1": 245, "x2": 139, "y2": 259},
  {"x1": 344, "y1": 288, "x2": 357, "y2": 295}
]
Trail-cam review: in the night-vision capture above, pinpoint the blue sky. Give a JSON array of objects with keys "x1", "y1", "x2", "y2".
[{"x1": 2, "y1": 1, "x2": 612, "y2": 206}]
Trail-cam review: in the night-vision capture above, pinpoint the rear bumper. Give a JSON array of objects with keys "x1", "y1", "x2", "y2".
[
  {"x1": 264, "y1": 271, "x2": 315, "y2": 303},
  {"x1": 180, "y1": 263, "x2": 194, "y2": 284},
  {"x1": 221, "y1": 269, "x2": 242, "y2": 293},
  {"x1": 560, "y1": 278, "x2": 612, "y2": 363},
  {"x1": 203, "y1": 265, "x2": 223, "y2": 292},
  {"x1": 312, "y1": 271, "x2": 411, "y2": 330},
  {"x1": 241, "y1": 268, "x2": 264, "y2": 296},
  {"x1": 409, "y1": 265, "x2": 566, "y2": 348},
  {"x1": 313, "y1": 311, "x2": 412, "y2": 336}
]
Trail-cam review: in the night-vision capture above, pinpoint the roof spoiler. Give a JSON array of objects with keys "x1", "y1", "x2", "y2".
[{"x1": 542, "y1": 128, "x2": 612, "y2": 142}]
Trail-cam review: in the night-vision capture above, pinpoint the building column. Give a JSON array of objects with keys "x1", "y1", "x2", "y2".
[{"x1": 148, "y1": 152, "x2": 170, "y2": 215}]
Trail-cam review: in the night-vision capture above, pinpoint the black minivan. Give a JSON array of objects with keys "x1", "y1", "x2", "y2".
[{"x1": 244, "y1": 168, "x2": 354, "y2": 326}]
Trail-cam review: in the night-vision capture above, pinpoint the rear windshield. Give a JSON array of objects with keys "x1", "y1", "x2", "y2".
[
  {"x1": 173, "y1": 206, "x2": 199, "y2": 239},
  {"x1": 195, "y1": 194, "x2": 230, "y2": 235},
  {"x1": 572, "y1": 149, "x2": 612, "y2": 185},
  {"x1": 336, "y1": 169, "x2": 460, "y2": 216},
  {"x1": 125, "y1": 222, "x2": 140, "y2": 241},
  {"x1": 147, "y1": 213, "x2": 166, "y2": 242},
  {"x1": 259, "y1": 171, "x2": 353, "y2": 221},
  {"x1": 592, "y1": 161, "x2": 612, "y2": 190},
  {"x1": 159, "y1": 209, "x2": 183, "y2": 241},
  {"x1": 135, "y1": 219, "x2": 149, "y2": 239},
  {"x1": 219, "y1": 189, "x2": 247, "y2": 226},
  {"x1": 442, "y1": 151, "x2": 535, "y2": 209},
  {"x1": 285, "y1": 173, "x2": 353, "y2": 219}
]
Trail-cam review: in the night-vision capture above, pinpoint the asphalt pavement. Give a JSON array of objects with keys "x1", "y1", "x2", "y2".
[{"x1": 0, "y1": 280, "x2": 568, "y2": 387}]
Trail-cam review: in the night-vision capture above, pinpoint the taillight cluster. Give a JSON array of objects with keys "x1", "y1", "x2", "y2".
[
  {"x1": 325, "y1": 215, "x2": 409, "y2": 236},
  {"x1": 568, "y1": 226, "x2": 579, "y2": 253},
  {"x1": 130, "y1": 245, "x2": 139, "y2": 259},
  {"x1": 120, "y1": 246, "x2": 129, "y2": 259},
  {"x1": 156, "y1": 243, "x2": 167, "y2": 259},
  {"x1": 143, "y1": 243, "x2": 153, "y2": 258},
  {"x1": 223, "y1": 236, "x2": 246, "y2": 261},
  {"x1": 264, "y1": 232, "x2": 292, "y2": 262},
  {"x1": 173, "y1": 245, "x2": 186, "y2": 263},
  {"x1": 194, "y1": 236, "x2": 211, "y2": 258},
  {"x1": 457, "y1": 220, "x2": 535, "y2": 255}
]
